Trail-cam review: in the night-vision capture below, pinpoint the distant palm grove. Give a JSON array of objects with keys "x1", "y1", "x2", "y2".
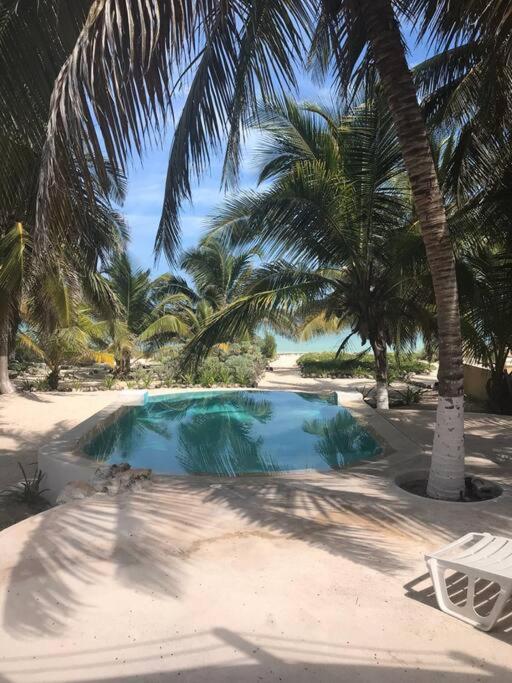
[{"x1": 0, "y1": 1, "x2": 511, "y2": 500}]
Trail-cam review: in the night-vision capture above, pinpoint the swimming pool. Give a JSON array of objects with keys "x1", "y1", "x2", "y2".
[{"x1": 83, "y1": 390, "x2": 382, "y2": 476}]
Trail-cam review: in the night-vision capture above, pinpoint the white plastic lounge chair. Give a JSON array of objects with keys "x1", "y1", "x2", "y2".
[{"x1": 426, "y1": 532, "x2": 512, "y2": 631}]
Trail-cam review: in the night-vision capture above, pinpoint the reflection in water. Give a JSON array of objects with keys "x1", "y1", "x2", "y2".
[
  {"x1": 158, "y1": 393, "x2": 278, "y2": 475},
  {"x1": 84, "y1": 391, "x2": 381, "y2": 475},
  {"x1": 90, "y1": 407, "x2": 173, "y2": 462},
  {"x1": 302, "y1": 413, "x2": 380, "y2": 470}
]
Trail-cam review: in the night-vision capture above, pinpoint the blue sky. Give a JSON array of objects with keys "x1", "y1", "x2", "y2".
[{"x1": 123, "y1": 24, "x2": 430, "y2": 275}]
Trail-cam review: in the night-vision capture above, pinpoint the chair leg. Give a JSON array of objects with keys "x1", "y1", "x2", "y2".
[
  {"x1": 428, "y1": 559, "x2": 512, "y2": 631},
  {"x1": 475, "y1": 586, "x2": 512, "y2": 632},
  {"x1": 428, "y1": 559, "x2": 454, "y2": 614}
]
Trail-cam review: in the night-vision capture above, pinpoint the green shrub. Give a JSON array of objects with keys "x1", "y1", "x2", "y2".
[
  {"x1": 34, "y1": 377, "x2": 50, "y2": 392},
  {"x1": 394, "y1": 385, "x2": 427, "y2": 405},
  {"x1": 224, "y1": 356, "x2": 254, "y2": 386},
  {"x1": 216, "y1": 362, "x2": 232, "y2": 384},
  {"x1": 102, "y1": 375, "x2": 117, "y2": 390},
  {"x1": 133, "y1": 367, "x2": 155, "y2": 389},
  {"x1": 197, "y1": 358, "x2": 223, "y2": 387},
  {"x1": 260, "y1": 332, "x2": 277, "y2": 360},
  {"x1": 152, "y1": 342, "x2": 267, "y2": 388},
  {"x1": 297, "y1": 351, "x2": 429, "y2": 381},
  {"x1": 17, "y1": 463, "x2": 48, "y2": 503},
  {"x1": 161, "y1": 372, "x2": 175, "y2": 388}
]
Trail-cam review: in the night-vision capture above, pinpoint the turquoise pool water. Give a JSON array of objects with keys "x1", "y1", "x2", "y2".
[{"x1": 83, "y1": 390, "x2": 381, "y2": 476}]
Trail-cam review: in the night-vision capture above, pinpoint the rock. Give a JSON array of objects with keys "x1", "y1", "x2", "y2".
[
  {"x1": 130, "y1": 478, "x2": 152, "y2": 492},
  {"x1": 468, "y1": 476, "x2": 499, "y2": 501},
  {"x1": 91, "y1": 467, "x2": 112, "y2": 491},
  {"x1": 109, "y1": 463, "x2": 131, "y2": 476},
  {"x1": 56, "y1": 481, "x2": 96, "y2": 504},
  {"x1": 90, "y1": 463, "x2": 152, "y2": 496},
  {"x1": 105, "y1": 478, "x2": 121, "y2": 495},
  {"x1": 129, "y1": 468, "x2": 152, "y2": 480},
  {"x1": 118, "y1": 470, "x2": 135, "y2": 487}
]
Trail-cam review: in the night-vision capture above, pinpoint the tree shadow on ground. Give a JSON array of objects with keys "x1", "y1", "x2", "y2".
[
  {"x1": 201, "y1": 464, "x2": 512, "y2": 570},
  {"x1": 1, "y1": 477, "x2": 205, "y2": 638},
  {"x1": 384, "y1": 409, "x2": 512, "y2": 466},
  {"x1": 0, "y1": 627, "x2": 509, "y2": 682},
  {"x1": 3, "y1": 458, "x2": 512, "y2": 639}
]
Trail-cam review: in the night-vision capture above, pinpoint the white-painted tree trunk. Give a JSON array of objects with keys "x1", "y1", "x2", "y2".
[
  {"x1": 427, "y1": 396, "x2": 465, "y2": 500},
  {"x1": 371, "y1": 337, "x2": 389, "y2": 411},
  {"x1": 375, "y1": 380, "x2": 389, "y2": 410},
  {"x1": 0, "y1": 320, "x2": 15, "y2": 394},
  {"x1": 0, "y1": 354, "x2": 14, "y2": 394}
]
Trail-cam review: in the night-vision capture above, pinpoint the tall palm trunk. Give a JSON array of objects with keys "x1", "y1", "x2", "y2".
[
  {"x1": 118, "y1": 349, "x2": 131, "y2": 376},
  {"x1": 0, "y1": 314, "x2": 15, "y2": 394},
  {"x1": 47, "y1": 367, "x2": 60, "y2": 391},
  {"x1": 360, "y1": 0, "x2": 465, "y2": 499},
  {"x1": 370, "y1": 336, "x2": 389, "y2": 410}
]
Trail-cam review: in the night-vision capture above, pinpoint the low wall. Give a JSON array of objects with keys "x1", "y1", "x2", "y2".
[{"x1": 463, "y1": 364, "x2": 490, "y2": 402}]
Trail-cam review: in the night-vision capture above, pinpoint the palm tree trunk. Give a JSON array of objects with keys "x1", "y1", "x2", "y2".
[
  {"x1": 360, "y1": 0, "x2": 465, "y2": 499},
  {"x1": 0, "y1": 314, "x2": 15, "y2": 394},
  {"x1": 47, "y1": 367, "x2": 60, "y2": 391},
  {"x1": 370, "y1": 337, "x2": 389, "y2": 410},
  {"x1": 121, "y1": 350, "x2": 131, "y2": 376}
]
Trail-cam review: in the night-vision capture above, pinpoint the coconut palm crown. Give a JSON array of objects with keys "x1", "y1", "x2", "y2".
[{"x1": 180, "y1": 97, "x2": 433, "y2": 408}]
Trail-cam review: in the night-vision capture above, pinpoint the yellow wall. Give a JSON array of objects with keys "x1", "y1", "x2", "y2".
[{"x1": 463, "y1": 364, "x2": 490, "y2": 401}]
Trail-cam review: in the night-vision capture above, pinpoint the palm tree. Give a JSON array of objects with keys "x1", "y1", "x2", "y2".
[
  {"x1": 102, "y1": 253, "x2": 194, "y2": 375},
  {"x1": 36, "y1": 1, "x2": 512, "y2": 498},
  {"x1": 457, "y1": 248, "x2": 512, "y2": 414},
  {"x1": 0, "y1": 223, "x2": 27, "y2": 393},
  {"x1": 0, "y1": 1, "x2": 126, "y2": 394},
  {"x1": 195, "y1": 98, "x2": 432, "y2": 409},
  {"x1": 412, "y1": 1, "x2": 512, "y2": 204},
  {"x1": 180, "y1": 238, "x2": 255, "y2": 310},
  {"x1": 0, "y1": 208, "x2": 125, "y2": 393},
  {"x1": 17, "y1": 266, "x2": 107, "y2": 390}
]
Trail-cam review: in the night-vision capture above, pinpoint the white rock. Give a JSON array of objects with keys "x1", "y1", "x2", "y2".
[
  {"x1": 130, "y1": 479, "x2": 151, "y2": 492},
  {"x1": 56, "y1": 481, "x2": 96, "y2": 504},
  {"x1": 105, "y1": 478, "x2": 121, "y2": 496}
]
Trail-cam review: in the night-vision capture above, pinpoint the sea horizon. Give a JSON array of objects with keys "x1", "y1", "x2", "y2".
[
  {"x1": 273, "y1": 332, "x2": 423, "y2": 355},
  {"x1": 274, "y1": 332, "x2": 369, "y2": 355}
]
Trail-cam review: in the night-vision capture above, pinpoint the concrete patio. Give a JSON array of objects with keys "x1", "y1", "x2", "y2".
[{"x1": 0, "y1": 357, "x2": 511, "y2": 681}]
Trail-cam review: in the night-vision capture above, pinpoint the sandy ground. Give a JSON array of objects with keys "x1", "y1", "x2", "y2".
[{"x1": 0, "y1": 356, "x2": 512, "y2": 681}]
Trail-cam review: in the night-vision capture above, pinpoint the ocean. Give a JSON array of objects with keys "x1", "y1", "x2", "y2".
[
  {"x1": 274, "y1": 332, "x2": 368, "y2": 355},
  {"x1": 273, "y1": 332, "x2": 423, "y2": 355}
]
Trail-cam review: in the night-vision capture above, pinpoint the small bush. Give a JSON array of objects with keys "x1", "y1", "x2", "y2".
[
  {"x1": 34, "y1": 377, "x2": 50, "y2": 392},
  {"x1": 197, "y1": 358, "x2": 222, "y2": 387},
  {"x1": 224, "y1": 355, "x2": 257, "y2": 386},
  {"x1": 394, "y1": 385, "x2": 427, "y2": 406},
  {"x1": 102, "y1": 375, "x2": 117, "y2": 390},
  {"x1": 260, "y1": 332, "x2": 277, "y2": 360},
  {"x1": 133, "y1": 367, "x2": 155, "y2": 389},
  {"x1": 17, "y1": 463, "x2": 48, "y2": 503}
]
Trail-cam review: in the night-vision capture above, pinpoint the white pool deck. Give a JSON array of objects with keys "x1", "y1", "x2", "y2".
[{"x1": 0, "y1": 357, "x2": 512, "y2": 681}]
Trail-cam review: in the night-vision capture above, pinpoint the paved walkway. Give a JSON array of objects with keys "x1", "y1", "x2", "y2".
[{"x1": 0, "y1": 357, "x2": 512, "y2": 681}]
